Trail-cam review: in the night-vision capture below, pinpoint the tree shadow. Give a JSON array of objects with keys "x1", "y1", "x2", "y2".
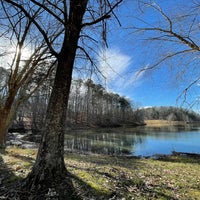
[
  {"x1": 0, "y1": 148, "x2": 97, "y2": 199},
  {"x1": 0, "y1": 149, "x2": 23, "y2": 199},
  {"x1": 7, "y1": 151, "x2": 35, "y2": 164},
  {"x1": 66, "y1": 152, "x2": 145, "y2": 171},
  {"x1": 67, "y1": 159, "x2": 179, "y2": 200},
  {"x1": 65, "y1": 152, "x2": 197, "y2": 199},
  {"x1": 70, "y1": 172, "x2": 115, "y2": 199}
]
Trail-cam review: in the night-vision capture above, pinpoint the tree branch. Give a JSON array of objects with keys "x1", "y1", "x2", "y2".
[
  {"x1": 4, "y1": 0, "x2": 58, "y2": 57},
  {"x1": 137, "y1": 49, "x2": 194, "y2": 75},
  {"x1": 134, "y1": 26, "x2": 200, "y2": 51},
  {"x1": 77, "y1": 45, "x2": 106, "y2": 80},
  {"x1": 82, "y1": 13, "x2": 111, "y2": 27},
  {"x1": 30, "y1": 0, "x2": 65, "y2": 25},
  {"x1": 177, "y1": 76, "x2": 200, "y2": 107},
  {"x1": 82, "y1": 0, "x2": 123, "y2": 27}
]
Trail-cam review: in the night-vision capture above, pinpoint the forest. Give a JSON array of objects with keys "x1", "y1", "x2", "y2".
[
  {"x1": 6, "y1": 76, "x2": 139, "y2": 133},
  {"x1": 139, "y1": 106, "x2": 200, "y2": 122}
]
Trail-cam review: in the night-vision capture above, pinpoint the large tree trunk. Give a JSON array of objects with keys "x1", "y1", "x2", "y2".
[{"x1": 21, "y1": 58, "x2": 76, "y2": 198}]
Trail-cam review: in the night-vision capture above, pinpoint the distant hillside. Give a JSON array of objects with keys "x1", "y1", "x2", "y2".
[{"x1": 137, "y1": 106, "x2": 200, "y2": 122}]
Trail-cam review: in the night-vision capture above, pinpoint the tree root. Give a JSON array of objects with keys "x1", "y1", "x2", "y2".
[{"x1": 0, "y1": 173, "x2": 82, "y2": 200}]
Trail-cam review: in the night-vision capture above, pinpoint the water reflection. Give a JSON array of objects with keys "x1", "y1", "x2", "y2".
[
  {"x1": 65, "y1": 129, "x2": 143, "y2": 155},
  {"x1": 64, "y1": 125, "x2": 200, "y2": 156}
]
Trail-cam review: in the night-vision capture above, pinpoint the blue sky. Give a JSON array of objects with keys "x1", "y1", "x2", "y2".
[
  {"x1": 94, "y1": 0, "x2": 200, "y2": 110},
  {"x1": 1, "y1": 0, "x2": 199, "y2": 111}
]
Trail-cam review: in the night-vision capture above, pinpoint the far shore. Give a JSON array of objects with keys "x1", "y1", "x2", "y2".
[{"x1": 144, "y1": 119, "x2": 200, "y2": 127}]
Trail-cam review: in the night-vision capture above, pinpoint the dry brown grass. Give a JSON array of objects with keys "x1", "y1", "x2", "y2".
[{"x1": 145, "y1": 120, "x2": 187, "y2": 127}]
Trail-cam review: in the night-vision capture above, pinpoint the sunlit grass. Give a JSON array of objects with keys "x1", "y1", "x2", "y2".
[
  {"x1": 1, "y1": 147, "x2": 200, "y2": 199},
  {"x1": 145, "y1": 120, "x2": 187, "y2": 127}
]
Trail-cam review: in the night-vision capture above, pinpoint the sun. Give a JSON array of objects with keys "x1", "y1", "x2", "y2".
[
  {"x1": 0, "y1": 38, "x2": 32, "y2": 69},
  {"x1": 20, "y1": 46, "x2": 32, "y2": 61},
  {"x1": 5, "y1": 46, "x2": 32, "y2": 68},
  {"x1": 7, "y1": 43, "x2": 32, "y2": 60}
]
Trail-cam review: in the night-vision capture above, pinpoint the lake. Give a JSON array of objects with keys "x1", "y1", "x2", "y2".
[{"x1": 64, "y1": 125, "x2": 200, "y2": 157}]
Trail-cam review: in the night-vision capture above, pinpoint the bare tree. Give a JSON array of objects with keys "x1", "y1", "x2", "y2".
[
  {"x1": 3, "y1": 0, "x2": 124, "y2": 198},
  {"x1": 0, "y1": 2, "x2": 55, "y2": 147},
  {"x1": 132, "y1": 0, "x2": 200, "y2": 107}
]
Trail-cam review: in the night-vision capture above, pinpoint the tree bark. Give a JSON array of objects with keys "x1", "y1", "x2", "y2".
[
  {"x1": 21, "y1": 52, "x2": 75, "y2": 195},
  {"x1": 0, "y1": 111, "x2": 8, "y2": 148},
  {"x1": 21, "y1": 58, "x2": 76, "y2": 198},
  {"x1": 21, "y1": 58, "x2": 78, "y2": 199},
  {"x1": 0, "y1": 106, "x2": 15, "y2": 148}
]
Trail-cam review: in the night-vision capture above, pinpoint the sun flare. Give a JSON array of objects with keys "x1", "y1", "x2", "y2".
[
  {"x1": 21, "y1": 47, "x2": 32, "y2": 61},
  {"x1": 0, "y1": 40, "x2": 32, "y2": 69}
]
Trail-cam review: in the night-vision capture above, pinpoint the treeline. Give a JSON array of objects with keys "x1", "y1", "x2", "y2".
[
  {"x1": 8, "y1": 74, "x2": 200, "y2": 133},
  {"x1": 67, "y1": 79, "x2": 136, "y2": 127},
  {"x1": 10, "y1": 79, "x2": 140, "y2": 132},
  {"x1": 138, "y1": 106, "x2": 200, "y2": 122}
]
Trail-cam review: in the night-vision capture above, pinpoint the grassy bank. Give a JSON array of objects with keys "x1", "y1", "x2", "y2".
[
  {"x1": 144, "y1": 120, "x2": 188, "y2": 127},
  {"x1": 1, "y1": 147, "x2": 200, "y2": 199}
]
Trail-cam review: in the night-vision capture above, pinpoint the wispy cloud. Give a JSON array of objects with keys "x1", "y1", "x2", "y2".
[
  {"x1": 97, "y1": 47, "x2": 150, "y2": 94},
  {"x1": 98, "y1": 48, "x2": 132, "y2": 83}
]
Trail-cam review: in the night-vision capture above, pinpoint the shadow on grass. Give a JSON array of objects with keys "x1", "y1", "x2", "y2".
[
  {"x1": 0, "y1": 149, "x2": 23, "y2": 199},
  {"x1": 70, "y1": 172, "x2": 116, "y2": 199},
  {"x1": 65, "y1": 152, "x2": 200, "y2": 199},
  {"x1": 0, "y1": 148, "x2": 105, "y2": 199},
  {"x1": 65, "y1": 152, "x2": 144, "y2": 171},
  {"x1": 67, "y1": 157, "x2": 179, "y2": 200},
  {"x1": 7, "y1": 151, "x2": 35, "y2": 164}
]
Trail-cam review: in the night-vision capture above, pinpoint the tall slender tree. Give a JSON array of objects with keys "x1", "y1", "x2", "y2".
[{"x1": 0, "y1": 2, "x2": 54, "y2": 147}]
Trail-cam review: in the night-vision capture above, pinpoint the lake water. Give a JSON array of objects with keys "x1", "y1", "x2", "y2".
[{"x1": 64, "y1": 125, "x2": 200, "y2": 157}]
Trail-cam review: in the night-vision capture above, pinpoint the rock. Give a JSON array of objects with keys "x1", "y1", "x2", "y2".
[
  {"x1": 21, "y1": 143, "x2": 38, "y2": 149},
  {"x1": 8, "y1": 140, "x2": 22, "y2": 146},
  {"x1": 7, "y1": 132, "x2": 39, "y2": 149}
]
